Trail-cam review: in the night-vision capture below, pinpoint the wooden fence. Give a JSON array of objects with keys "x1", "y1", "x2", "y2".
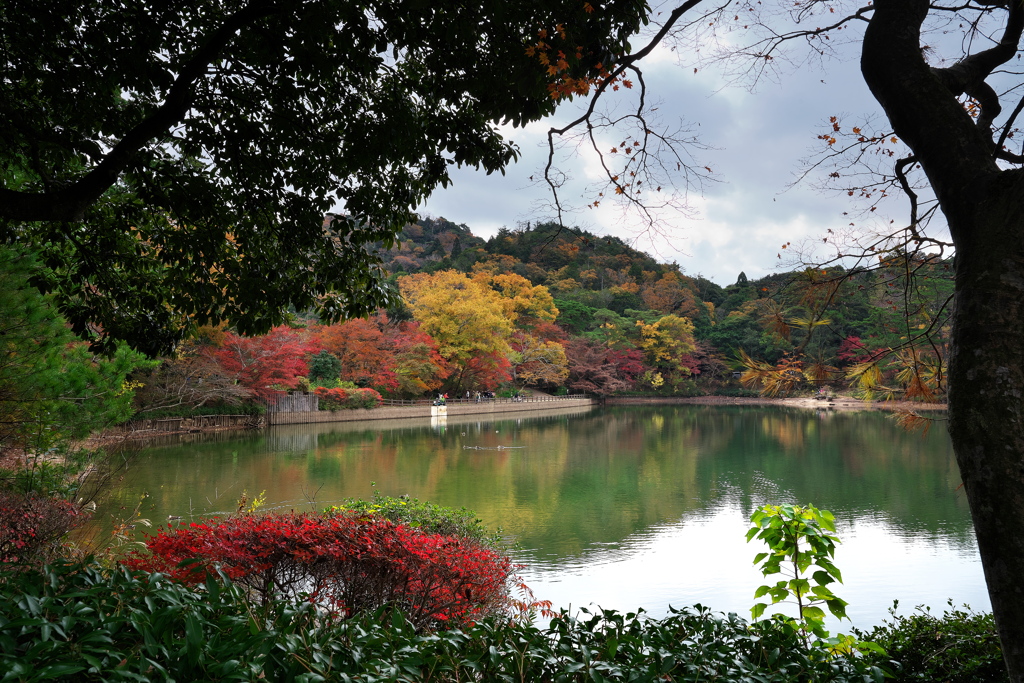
[{"x1": 113, "y1": 413, "x2": 263, "y2": 434}]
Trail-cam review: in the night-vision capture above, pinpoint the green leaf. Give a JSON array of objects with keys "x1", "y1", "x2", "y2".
[
  {"x1": 801, "y1": 605, "x2": 825, "y2": 620},
  {"x1": 810, "y1": 585, "x2": 835, "y2": 598},
  {"x1": 811, "y1": 570, "x2": 834, "y2": 586},
  {"x1": 857, "y1": 640, "x2": 888, "y2": 655},
  {"x1": 818, "y1": 509, "x2": 836, "y2": 531},
  {"x1": 37, "y1": 663, "x2": 88, "y2": 678},
  {"x1": 826, "y1": 598, "x2": 849, "y2": 619}
]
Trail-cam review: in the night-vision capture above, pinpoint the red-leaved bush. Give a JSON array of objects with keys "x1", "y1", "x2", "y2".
[
  {"x1": 0, "y1": 491, "x2": 84, "y2": 566},
  {"x1": 313, "y1": 386, "x2": 383, "y2": 410},
  {"x1": 123, "y1": 512, "x2": 513, "y2": 628}
]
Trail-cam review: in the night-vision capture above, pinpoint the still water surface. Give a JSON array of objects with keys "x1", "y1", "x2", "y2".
[{"x1": 96, "y1": 404, "x2": 987, "y2": 627}]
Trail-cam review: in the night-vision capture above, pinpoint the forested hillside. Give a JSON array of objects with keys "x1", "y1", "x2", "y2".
[{"x1": 125, "y1": 218, "x2": 954, "y2": 416}]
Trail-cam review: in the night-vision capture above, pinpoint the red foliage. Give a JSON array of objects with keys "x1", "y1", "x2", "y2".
[
  {"x1": 316, "y1": 317, "x2": 400, "y2": 394},
  {"x1": 837, "y1": 336, "x2": 885, "y2": 366},
  {"x1": 532, "y1": 321, "x2": 568, "y2": 343},
  {"x1": 388, "y1": 320, "x2": 450, "y2": 395},
  {"x1": 310, "y1": 315, "x2": 452, "y2": 397},
  {"x1": 461, "y1": 350, "x2": 512, "y2": 391},
  {"x1": 211, "y1": 326, "x2": 318, "y2": 399},
  {"x1": 0, "y1": 491, "x2": 83, "y2": 565},
  {"x1": 607, "y1": 347, "x2": 647, "y2": 382},
  {"x1": 565, "y1": 339, "x2": 646, "y2": 395},
  {"x1": 124, "y1": 512, "x2": 513, "y2": 628}
]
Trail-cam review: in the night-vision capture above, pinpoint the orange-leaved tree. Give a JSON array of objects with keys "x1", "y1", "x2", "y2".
[
  {"x1": 389, "y1": 320, "x2": 451, "y2": 396},
  {"x1": 316, "y1": 316, "x2": 400, "y2": 394}
]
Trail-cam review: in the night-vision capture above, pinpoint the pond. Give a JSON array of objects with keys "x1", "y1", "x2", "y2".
[{"x1": 92, "y1": 404, "x2": 987, "y2": 628}]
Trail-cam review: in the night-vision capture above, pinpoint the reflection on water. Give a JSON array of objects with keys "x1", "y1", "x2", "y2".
[{"x1": 93, "y1": 404, "x2": 987, "y2": 626}]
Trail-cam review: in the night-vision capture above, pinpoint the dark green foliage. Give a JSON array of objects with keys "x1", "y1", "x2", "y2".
[
  {"x1": 552, "y1": 301, "x2": 598, "y2": 335},
  {"x1": 705, "y1": 314, "x2": 792, "y2": 362},
  {"x1": 0, "y1": 559, "x2": 354, "y2": 682},
  {"x1": 0, "y1": 246, "x2": 151, "y2": 453},
  {"x1": 308, "y1": 350, "x2": 342, "y2": 383},
  {"x1": 857, "y1": 602, "x2": 1007, "y2": 682},
  {"x1": 694, "y1": 276, "x2": 726, "y2": 307},
  {"x1": 0, "y1": 558, "x2": 887, "y2": 682},
  {"x1": 1, "y1": 1, "x2": 648, "y2": 354}
]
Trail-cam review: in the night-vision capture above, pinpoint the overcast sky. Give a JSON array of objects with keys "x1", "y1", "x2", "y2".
[{"x1": 416, "y1": 15, "x2": 902, "y2": 287}]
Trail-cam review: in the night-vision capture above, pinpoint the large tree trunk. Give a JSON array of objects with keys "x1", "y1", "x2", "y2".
[
  {"x1": 862, "y1": 1, "x2": 1024, "y2": 679},
  {"x1": 946, "y1": 176, "x2": 1024, "y2": 682}
]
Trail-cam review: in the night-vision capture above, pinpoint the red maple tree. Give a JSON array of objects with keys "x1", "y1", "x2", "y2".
[{"x1": 210, "y1": 326, "x2": 318, "y2": 400}]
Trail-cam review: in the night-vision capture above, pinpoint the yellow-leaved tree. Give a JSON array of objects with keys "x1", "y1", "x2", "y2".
[
  {"x1": 398, "y1": 270, "x2": 514, "y2": 393},
  {"x1": 635, "y1": 314, "x2": 698, "y2": 390},
  {"x1": 478, "y1": 272, "x2": 559, "y2": 328}
]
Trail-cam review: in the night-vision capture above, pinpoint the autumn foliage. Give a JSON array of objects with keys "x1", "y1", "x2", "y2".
[
  {"x1": 124, "y1": 512, "x2": 514, "y2": 628},
  {"x1": 210, "y1": 326, "x2": 318, "y2": 399},
  {"x1": 0, "y1": 491, "x2": 84, "y2": 566},
  {"x1": 316, "y1": 317, "x2": 400, "y2": 393}
]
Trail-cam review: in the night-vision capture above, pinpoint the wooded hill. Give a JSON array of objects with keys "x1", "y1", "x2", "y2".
[
  {"x1": 125, "y1": 218, "x2": 953, "y2": 418},
  {"x1": 375, "y1": 218, "x2": 953, "y2": 395}
]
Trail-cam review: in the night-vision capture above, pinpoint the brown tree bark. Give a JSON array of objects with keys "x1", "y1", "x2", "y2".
[{"x1": 863, "y1": 1, "x2": 1024, "y2": 679}]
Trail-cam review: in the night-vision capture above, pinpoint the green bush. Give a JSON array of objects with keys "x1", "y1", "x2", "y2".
[
  {"x1": 856, "y1": 601, "x2": 1007, "y2": 682},
  {"x1": 327, "y1": 490, "x2": 502, "y2": 549},
  {"x1": 0, "y1": 447, "x2": 97, "y2": 499},
  {"x1": 308, "y1": 350, "x2": 342, "y2": 383},
  {"x1": 0, "y1": 559, "x2": 888, "y2": 683}
]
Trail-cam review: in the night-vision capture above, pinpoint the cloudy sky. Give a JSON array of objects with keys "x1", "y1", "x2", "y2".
[{"x1": 416, "y1": 12, "x2": 903, "y2": 287}]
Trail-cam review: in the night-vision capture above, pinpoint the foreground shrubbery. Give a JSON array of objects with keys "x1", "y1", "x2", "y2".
[
  {"x1": 0, "y1": 559, "x2": 891, "y2": 683},
  {"x1": 1, "y1": 558, "x2": 1008, "y2": 682},
  {"x1": 857, "y1": 602, "x2": 1007, "y2": 682},
  {"x1": 0, "y1": 560, "x2": 332, "y2": 681},
  {"x1": 0, "y1": 495, "x2": 1008, "y2": 682}
]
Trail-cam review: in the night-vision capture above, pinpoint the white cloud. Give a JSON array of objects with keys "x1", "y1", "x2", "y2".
[{"x1": 417, "y1": 23, "x2": 907, "y2": 287}]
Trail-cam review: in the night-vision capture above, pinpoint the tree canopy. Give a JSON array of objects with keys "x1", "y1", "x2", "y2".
[{"x1": 0, "y1": 0, "x2": 648, "y2": 355}]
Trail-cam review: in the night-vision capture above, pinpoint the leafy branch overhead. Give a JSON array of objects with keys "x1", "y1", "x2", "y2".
[{"x1": 0, "y1": 0, "x2": 649, "y2": 354}]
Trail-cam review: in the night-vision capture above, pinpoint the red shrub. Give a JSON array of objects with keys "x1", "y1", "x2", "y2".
[
  {"x1": 123, "y1": 512, "x2": 513, "y2": 628},
  {"x1": 0, "y1": 491, "x2": 84, "y2": 566}
]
